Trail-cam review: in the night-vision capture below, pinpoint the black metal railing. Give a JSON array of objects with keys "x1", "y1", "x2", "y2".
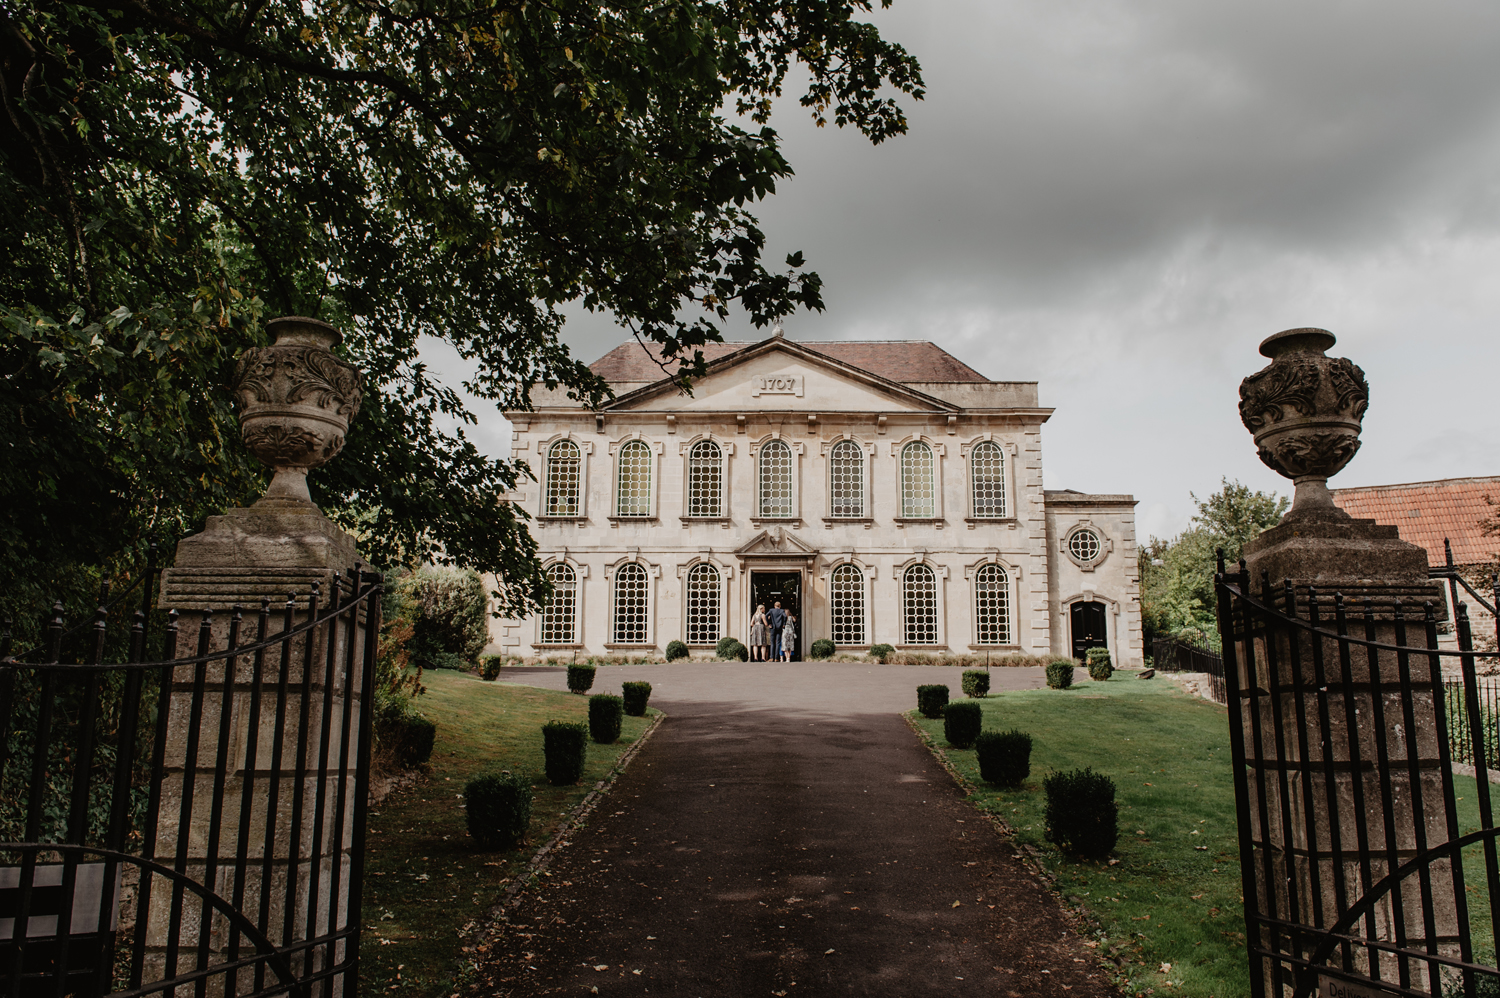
[
  {"x1": 1151, "y1": 637, "x2": 1227, "y2": 704},
  {"x1": 0, "y1": 568, "x2": 381, "y2": 998},
  {"x1": 1217, "y1": 556, "x2": 1500, "y2": 998}
]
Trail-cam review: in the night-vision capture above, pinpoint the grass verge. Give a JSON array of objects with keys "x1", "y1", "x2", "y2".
[
  {"x1": 911, "y1": 677, "x2": 1247, "y2": 998},
  {"x1": 360, "y1": 669, "x2": 659, "y2": 998}
]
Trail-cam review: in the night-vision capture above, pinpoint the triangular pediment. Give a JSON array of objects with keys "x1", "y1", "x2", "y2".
[
  {"x1": 602, "y1": 338, "x2": 958, "y2": 413},
  {"x1": 734, "y1": 528, "x2": 820, "y2": 559}
]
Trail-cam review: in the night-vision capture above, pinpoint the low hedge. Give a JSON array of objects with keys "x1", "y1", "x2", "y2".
[
  {"x1": 464, "y1": 772, "x2": 532, "y2": 849},
  {"x1": 588, "y1": 693, "x2": 624, "y2": 744},
  {"x1": 869, "y1": 643, "x2": 895, "y2": 664},
  {"x1": 975, "y1": 729, "x2": 1032, "y2": 787},
  {"x1": 810, "y1": 638, "x2": 836, "y2": 660},
  {"x1": 916, "y1": 684, "x2": 949, "y2": 719},
  {"x1": 665, "y1": 640, "x2": 690, "y2": 662},
  {"x1": 622, "y1": 681, "x2": 652, "y2": 717},
  {"x1": 1044, "y1": 767, "x2": 1118, "y2": 857},
  {"x1": 567, "y1": 663, "x2": 596, "y2": 694},
  {"x1": 542, "y1": 721, "x2": 589, "y2": 785},
  {"x1": 943, "y1": 701, "x2": 982, "y2": 748},
  {"x1": 1045, "y1": 659, "x2": 1076, "y2": 690},
  {"x1": 961, "y1": 669, "x2": 990, "y2": 698}
]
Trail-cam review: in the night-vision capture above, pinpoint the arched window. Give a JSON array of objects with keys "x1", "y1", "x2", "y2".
[
  {"x1": 900, "y1": 441, "x2": 936, "y2": 518},
  {"x1": 902, "y1": 564, "x2": 939, "y2": 645},
  {"x1": 758, "y1": 439, "x2": 793, "y2": 517},
  {"x1": 687, "y1": 441, "x2": 723, "y2": 518},
  {"x1": 545, "y1": 440, "x2": 582, "y2": 516},
  {"x1": 685, "y1": 564, "x2": 722, "y2": 645},
  {"x1": 829, "y1": 441, "x2": 865, "y2": 518},
  {"x1": 970, "y1": 441, "x2": 1006, "y2": 518},
  {"x1": 973, "y1": 564, "x2": 1011, "y2": 645},
  {"x1": 830, "y1": 564, "x2": 866, "y2": 645},
  {"x1": 612, "y1": 563, "x2": 650, "y2": 643},
  {"x1": 540, "y1": 564, "x2": 577, "y2": 644},
  {"x1": 616, "y1": 440, "x2": 652, "y2": 516}
]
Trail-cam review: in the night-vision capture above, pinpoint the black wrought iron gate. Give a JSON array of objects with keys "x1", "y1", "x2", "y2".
[
  {"x1": 1217, "y1": 556, "x2": 1500, "y2": 997},
  {"x1": 1, "y1": 565, "x2": 381, "y2": 998}
]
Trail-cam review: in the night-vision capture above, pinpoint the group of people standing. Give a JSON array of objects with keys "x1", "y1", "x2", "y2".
[{"x1": 748, "y1": 601, "x2": 797, "y2": 662}]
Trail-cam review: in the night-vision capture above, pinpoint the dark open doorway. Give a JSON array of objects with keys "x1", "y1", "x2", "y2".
[
  {"x1": 751, "y1": 571, "x2": 801, "y2": 660},
  {"x1": 1070, "y1": 600, "x2": 1108, "y2": 660}
]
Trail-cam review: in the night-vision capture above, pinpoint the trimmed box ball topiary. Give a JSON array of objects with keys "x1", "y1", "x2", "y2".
[
  {"x1": 870, "y1": 643, "x2": 895, "y2": 664},
  {"x1": 917, "y1": 684, "x2": 950, "y2": 719},
  {"x1": 961, "y1": 669, "x2": 990, "y2": 698},
  {"x1": 480, "y1": 655, "x2": 503, "y2": 681},
  {"x1": 464, "y1": 772, "x2": 532, "y2": 849},
  {"x1": 665, "y1": 639, "x2": 690, "y2": 662},
  {"x1": 1044, "y1": 767, "x2": 1119, "y2": 857},
  {"x1": 943, "y1": 701, "x2": 982, "y2": 748},
  {"x1": 810, "y1": 638, "x2": 836, "y2": 660},
  {"x1": 398, "y1": 715, "x2": 437, "y2": 767},
  {"x1": 567, "y1": 663, "x2": 596, "y2": 694},
  {"x1": 975, "y1": 729, "x2": 1033, "y2": 787},
  {"x1": 1087, "y1": 656, "x2": 1114, "y2": 682},
  {"x1": 715, "y1": 637, "x2": 748, "y2": 661},
  {"x1": 1045, "y1": 659, "x2": 1076, "y2": 690},
  {"x1": 622, "y1": 681, "x2": 653, "y2": 717},
  {"x1": 542, "y1": 721, "x2": 589, "y2": 785},
  {"x1": 589, "y1": 693, "x2": 625, "y2": 744}
]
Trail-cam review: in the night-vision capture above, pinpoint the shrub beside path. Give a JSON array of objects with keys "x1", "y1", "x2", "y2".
[{"x1": 469, "y1": 663, "x2": 1121, "y2": 996}]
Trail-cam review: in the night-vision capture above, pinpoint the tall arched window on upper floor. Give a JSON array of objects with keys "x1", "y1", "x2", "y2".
[
  {"x1": 545, "y1": 440, "x2": 581, "y2": 516},
  {"x1": 686, "y1": 441, "x2": 723, "y2": 518},
  {"x1": 902, "y1": 564, "x2": 939, "y2": 645},
  {"x1": 970, "y1": 441, "x2": 1006, "y2": 519},
  {"x1": 685, "y1": 564, "x2": 722, "y2": 645},
  {"x1": 540, "y1": 564, "x2": 577, "y2": 644},
  {"x1": 900, "y1": 441, "x2": 936, "y2": 518},
  {"x1": 830, "y1": 563, "x2": 866, "y2": 645},
  {"x1": 612, "y1": 563, "x2": 650, "y2": 643},
  {"x1": 973, "y1": 564, "x2": 1011, "y2": 645},
  {"x1": 829, "y1": 440, "x2": 865, "y2": 518},
  {"x1": 758, "y1": 439, "x2": 793, "y2": 517},
  {"x1": 616, "y1": 439, "x2": 652, "y2": 517}
]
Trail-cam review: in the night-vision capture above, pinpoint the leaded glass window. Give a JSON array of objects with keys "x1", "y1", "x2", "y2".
[
  {"x1": 902, "y1": 564, "x2": 939, "y2": 645},
  {"x1": 616, "y1": 439, "x2": 652, "y2": 516},
  {"x1": 612, "y1": 563, "x2": 649, "y2": 643},
  {"x1": 970, "y1": 441, "x2": 1006, "y2": 518},
  {"x1": 1069, "y1": 528, "x2": 1102, "y2": 564},
  {"x1": 685, "y1": 563, "x2": 722, "y2": 645},
  {"x1": 829, "y1": 441, "x2": 865, "y2": 518},
  {"x1": 687, "y1": 441, "x2": 723, "y2": 517},
  {"x1": 758, "y1": 439, "x2": 793, "y2": 517},
  {"x1": 540, "y1": 564, "x2": 577, "y2": 644},
  {"x1": 830, "y1": 564, "x2": 866, "y2": 645},
  {"x1": 973, "y1": 564, "x2": 1011, "y2": 645},
  {"x1": 545, "y1": 440, "x2": 581, "y2": 516},
  {"x1": 900, "y1": 442, "x2": 936, "y2": 518}
]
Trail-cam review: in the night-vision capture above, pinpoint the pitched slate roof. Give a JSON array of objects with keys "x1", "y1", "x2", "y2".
[
  {"x1": 1331, "y1": 477, "x2": 1500, "y2": 566},
  {"x1": 589, "y1": 339, "x2": 991, "y2": 385}
]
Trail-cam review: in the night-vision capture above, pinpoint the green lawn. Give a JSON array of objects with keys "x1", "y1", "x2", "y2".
[
  {"x1": 360, "y1": 669, "x2": 658, "y2": 998},
  {"x1": 912, "y1": 678, "x2": 1248, "y2": 998}
]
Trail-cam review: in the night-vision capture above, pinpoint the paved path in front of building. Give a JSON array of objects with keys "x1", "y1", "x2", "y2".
[{"x1": 469, "y1": 663, "x2": 1120, "y2": 997}]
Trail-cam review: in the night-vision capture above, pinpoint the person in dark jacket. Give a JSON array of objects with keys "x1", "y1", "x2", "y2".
[{"x1": 768, "y1": 601, "x2": 787, "y2": 661}]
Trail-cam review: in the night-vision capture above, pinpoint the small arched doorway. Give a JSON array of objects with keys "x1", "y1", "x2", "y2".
[{"x1": 1070, "y1": 600, "x2": 1108, "y2": 660}]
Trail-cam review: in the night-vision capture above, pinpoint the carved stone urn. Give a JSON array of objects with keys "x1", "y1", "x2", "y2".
[
  {"x1": 232, "y1": 316, "x2": 363, "y2": 509},
  {"x1": 1238, "y1": 327, "x2": 1369, "y2": 523}
]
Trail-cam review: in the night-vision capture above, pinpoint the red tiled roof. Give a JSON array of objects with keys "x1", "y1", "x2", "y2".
[
  {"x1": 1331, "y1": 477, "x2": 1500, "y2": 566},
  {"x1": 589, "y1": 339, "x2": 991, "y2": 384}
]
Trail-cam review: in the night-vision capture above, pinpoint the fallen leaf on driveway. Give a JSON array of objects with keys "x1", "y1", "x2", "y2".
[
  {"x1": 825, "y1": 949, "x2": 835, "y2": 955},
  {"x1": 951, "y1": 901, "x2": 962, "y2": 908},
  {"x1": 593, "y1": 965, "x2": 609, "y2": 971}
]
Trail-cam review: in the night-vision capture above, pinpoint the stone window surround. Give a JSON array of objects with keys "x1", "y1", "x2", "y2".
[
  {"x1": 608, "y1": 432, "x2": 665, "y2": 523},
  {"x1": 537, "y1": 432, "x2": 593, "y2": 522},
  {"x1": 535, "y1": 558, "x2": 589, "y2": 646},
  {"x1": 678, "y1": 434, "x2": 735, "y2": 526},
  {"x1": 819, "y1": 434, "x2": 876, "y2": 527},
  {"x1": 749, "y1": 431, "x2": 805, "y2": 523},
  {"x1": 959, "y1": 434, "x2": 1019, "y2": 524},
  {"x1": 895, "y1": 555, "x2": 949, "y2": 648},
  {"x1": 963, "y1": 554, "x2": 1020, "y2": 648},
  {"x1": 677, "y1": 557, "x2": 734, "y2": 647},
  {"x1": 890, "y1": 434, "x2": 946, "y2": 525},
  {"x1": 818, "y1": 555, "x2": 877, "y2": 647},
  {"x1": 604, "y1": 555, "x2": 661, "y2": 648},
  {"x1": 1061, "y1": 520, "x2": 1114, "y2": 572}
]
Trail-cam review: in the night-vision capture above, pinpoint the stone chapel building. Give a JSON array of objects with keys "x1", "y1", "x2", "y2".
[{"x1": 490, "y1": 330, "x2": 1143, "y2": 664}]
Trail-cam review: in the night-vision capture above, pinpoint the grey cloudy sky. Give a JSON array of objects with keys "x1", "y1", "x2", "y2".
[{"x1": 440, "y1": 0, "x2": 1500, "y2": 542}]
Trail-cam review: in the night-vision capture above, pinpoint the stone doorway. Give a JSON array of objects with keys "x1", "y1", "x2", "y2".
[
  {"x1": 1070, "y1": 600, "x2": 1107, "y2": 659},
  {"x1": 752, "y1": 570, "x2": 801, "y2": 660}
]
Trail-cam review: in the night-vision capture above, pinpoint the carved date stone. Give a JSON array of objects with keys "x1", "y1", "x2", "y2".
[
  {"x1": 233, "y1": 315, "x2": 363, "y2": 508},
  {"x1": 1239, "y1": 327, "x2": 1367, "y2": 524}
]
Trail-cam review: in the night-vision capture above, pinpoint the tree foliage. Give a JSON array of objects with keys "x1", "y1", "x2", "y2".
[{"x1": 0, "y1": 0, "x2": 924, "y2": 611}]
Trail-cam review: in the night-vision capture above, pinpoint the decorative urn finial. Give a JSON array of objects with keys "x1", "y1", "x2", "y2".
[
  {"x1": 232, "y1": 317, "x2": 363, "y2": 509},
  {"x1": 1238, "y1": 327, "x2": 1368, "y2": 523}
]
